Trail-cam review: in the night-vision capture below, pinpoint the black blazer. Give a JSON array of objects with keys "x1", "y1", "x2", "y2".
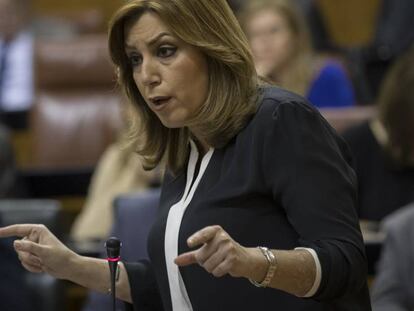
[{"x1": 125, "y1": 87, "x2": 372, "y2": 310}]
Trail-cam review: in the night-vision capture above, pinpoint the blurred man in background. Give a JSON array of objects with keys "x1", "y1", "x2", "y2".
[{"x1": 0, "y1": 0, "x2": 34, "y2": 114}]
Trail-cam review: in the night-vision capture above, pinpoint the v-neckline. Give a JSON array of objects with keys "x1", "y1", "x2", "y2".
[{"x1": 163, "y1": 140, "x2": 214, "y2": 311}]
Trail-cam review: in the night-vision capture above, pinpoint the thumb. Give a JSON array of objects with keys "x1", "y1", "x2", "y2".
[
  {"x1": 14, "y1": 240, "x2": 44, "y2": 256},
  {"x1": 174, "y1": 250, "x2": 198, "y2": 266}
]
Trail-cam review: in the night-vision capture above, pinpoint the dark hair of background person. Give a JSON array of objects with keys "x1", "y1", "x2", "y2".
[
  {"x1": 108, "y1": 0, "x2": 260, "y2": 174},
  {"x1": 377, "y1": 46, "x2": 414, "y2": 166}
]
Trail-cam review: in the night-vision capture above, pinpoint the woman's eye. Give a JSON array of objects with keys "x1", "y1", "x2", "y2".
[
  {"x1": 158, "y1": 46, "x2": 177, "y2": 58},
  {"x1": 129, "y1": 54, "x2": 142, "y2": 67}
]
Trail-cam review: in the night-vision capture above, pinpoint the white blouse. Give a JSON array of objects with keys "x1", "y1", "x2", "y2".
[{"x1": 164, "y1": 141, "x2": 214, "y2": 311}]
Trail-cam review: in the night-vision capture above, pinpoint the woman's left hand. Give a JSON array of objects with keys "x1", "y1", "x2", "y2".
[{"x1": 175, "y1": 225, "x2": 266, "y2": 280}]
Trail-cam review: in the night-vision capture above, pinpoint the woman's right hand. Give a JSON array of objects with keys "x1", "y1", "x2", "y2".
[{"x1": 0, "y1": 224, "x2": 79, "y2": 280}]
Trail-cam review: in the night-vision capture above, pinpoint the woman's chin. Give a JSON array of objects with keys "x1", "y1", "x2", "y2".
[{"x1": 159, "y1": 118, "x2": 185, "y2": 129}]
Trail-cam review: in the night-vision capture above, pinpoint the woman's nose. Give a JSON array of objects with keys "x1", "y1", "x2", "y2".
[{"x1": 141, "y1": 59, "x2": 161, "y2": 87}]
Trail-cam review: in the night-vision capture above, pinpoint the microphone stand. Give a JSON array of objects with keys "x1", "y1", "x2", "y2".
[
  {"x1": 105, "y1": 237, "x2": 122, "y2": 311},
  {"x1": 109, "y1": 256, "x2": 120, "y2": 311}
]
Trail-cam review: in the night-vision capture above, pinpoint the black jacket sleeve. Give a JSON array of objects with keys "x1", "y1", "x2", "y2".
[
  {"x1": 124, "y1": 260, "x2": 164, "y2": 311},
  {"x1": 261, "y1": 98, "x2": 368, "y2": 301}
]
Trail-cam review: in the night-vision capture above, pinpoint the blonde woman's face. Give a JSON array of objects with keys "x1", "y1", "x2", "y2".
[
  {"x1": 125, "y1": 12, "x2": 209, "y2": 129},
  {"x1": 246, "y1": 9, "x2": 294, "y2": 78}
]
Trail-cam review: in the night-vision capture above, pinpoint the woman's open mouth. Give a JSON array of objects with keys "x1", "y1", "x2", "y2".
[{"x1": 150, "y1": 96, "x2": 172, "y2": 110}]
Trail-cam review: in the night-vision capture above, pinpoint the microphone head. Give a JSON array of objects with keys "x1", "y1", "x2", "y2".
[{"x1": 105, "y1": 237, "x2": 122, "y2": 259}]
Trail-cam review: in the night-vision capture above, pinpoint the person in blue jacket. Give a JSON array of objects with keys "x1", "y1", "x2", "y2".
[{"x1": 241, "y1": 0, "x2": 355, "y2": 108}]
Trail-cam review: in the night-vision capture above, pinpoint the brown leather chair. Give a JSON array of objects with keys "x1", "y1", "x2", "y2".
[
  {"x1": 35, "y1": 34, "x2": 116, "y2": 91},
  {"x1": 31, "y1": 91, "x2": 122, "y2": 169},
  {"x1": 30, "y1": 34, "x2": 123, "y2": 170}
]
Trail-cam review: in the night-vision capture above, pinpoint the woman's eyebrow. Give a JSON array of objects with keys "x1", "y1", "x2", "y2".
[
  {"x1": 125, "y1": 32, "x2": 172, "y2": 51},
  {"x1": 147, "y1": 32, "x2": 172, "y2": 46}
]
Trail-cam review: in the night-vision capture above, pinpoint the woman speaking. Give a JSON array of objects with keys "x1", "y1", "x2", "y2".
[{"x1": 0, "y1": 0, "x2": 371, "y2": 310}]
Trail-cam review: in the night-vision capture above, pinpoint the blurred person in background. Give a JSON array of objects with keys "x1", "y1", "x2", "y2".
[
  {"x1": 370, "y1": 202, "x2": 414, "y2": 310},
  {"x1": 71, "y1": 106, "x2": 161, "y2": 243},
  {"x1": 70, "y1": 139, "x2": 161, "y2": 243},
  {"x1": 0, "y1": 0, "x2": 34, "y2": 114},
  {"x1": 342, "y1": 47, "x2": 414, "y2": 222},
  {"x1": 240, "y1": 0, "x2": 356, "y2": 108}
]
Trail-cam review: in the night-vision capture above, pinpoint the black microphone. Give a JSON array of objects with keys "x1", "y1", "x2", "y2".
[{"x1": 105, "y1": 237, "x2": 122, "y2": 311}]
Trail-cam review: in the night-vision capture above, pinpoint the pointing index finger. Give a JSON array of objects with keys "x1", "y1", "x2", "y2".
[{"x1": 0, "y1": 224, "x2": 38, "y2": 238}]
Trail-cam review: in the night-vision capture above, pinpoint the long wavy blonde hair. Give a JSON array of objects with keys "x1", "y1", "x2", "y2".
[
  {"x1": 239, "y1": 0, "x2": 314, "y2": 96},
  {"x1": 108, "y1": 0, "x2": 259, "y2": 174}
]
